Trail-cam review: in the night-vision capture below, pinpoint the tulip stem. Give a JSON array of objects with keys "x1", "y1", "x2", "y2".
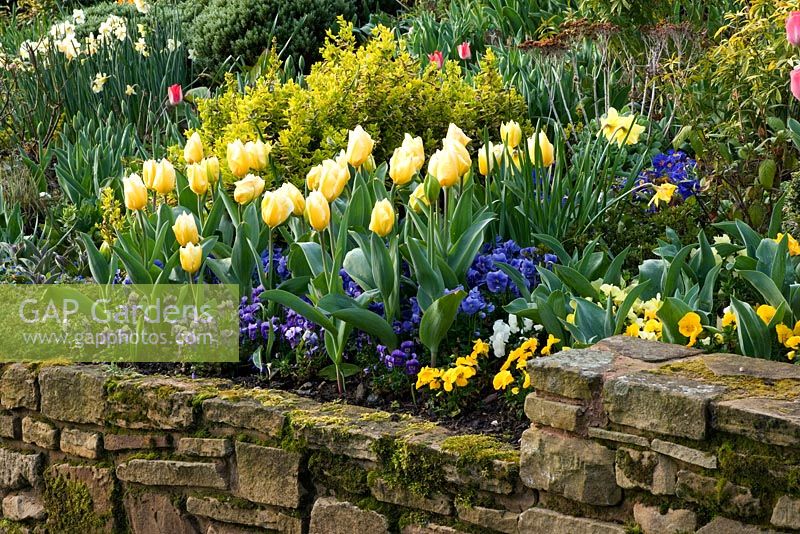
[{"x1": 267, "y1": 230, "x2": 274, "y2": 290}]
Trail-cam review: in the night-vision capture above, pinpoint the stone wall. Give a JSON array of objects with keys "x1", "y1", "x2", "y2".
[{"x1": 0, "y1": 336, "x2": 797, "y2": 533}]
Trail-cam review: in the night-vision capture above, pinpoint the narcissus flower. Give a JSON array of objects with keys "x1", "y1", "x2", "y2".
[
  {"x1": 346, "y1": 125, "x2": 375, "y2": 168},
  {"x1": 123, "y1": 173, "x2": 147, "y2": 211},
  {"x1": 183, "y1": 132, "x2": 203, "y2": 164},
  {"x1": 369, "y1": 199, "x2": 395, "y2": 237},
  {"x1": 305, "y1": 191, "x2": 330, "y2": 232},
  {"x1": 599, "y1": 107, "x2": 645, "y2": 146},
  {"x1": 649, "y1": 183, "x2": 677, "y2": 208},
  {"x1": 179, "y1": 242, "x2": 202, "y2": 274},
  {"x1": 233, "y1": 174, "x2": 265, "y2": 204},
  {"x1": 261, "y1": 190, "x2": 293, "y2": 228},
  {"x1": 678, "y1": 312, "x2": 703, "y2": 347},
  {"x1": 91, "y1": 72, "x2": 109, "y2": 93},
  {"x1": 172, "y1": 212, "x2": 199, "y2": 246}
]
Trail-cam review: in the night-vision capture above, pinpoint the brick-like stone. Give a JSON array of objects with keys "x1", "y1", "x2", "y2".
[
  {"x1": 587, "y1": 427, "x2": 650, "y2": 448},
  {"x1": 524, "y1": 394, "x2": 584, "y2": 431},
  {"x1": 59, "y1": 428, "x2": 101, "y2": 459},
  {"x1": 676, "y1": 470, "x2": 760, "y2": 517},
  {"x1": 178, "y1": 437, "x2": 232, "y2": 458},
  {"x1": 633, "y1": 503, "x2": 696, "y2": 534},
  {"x1": 594, "y1": 335, "x2": 702, "y2": 362},
  {"x1": 517, "y1": 507, "x2": 625, "y2": 534},
  {"x1": 603, "y1": 373, "x2": 725, "y2": 439},
  {"x1": 21, "y1": 416, "x2": 58, "y2": 449},
  {"x1": 650, "y1": 438, "x2": 717, "y2": 469},
  {"x1": 186, "y1": 496, "x2": 302, "y2": 534},
  {"x1": 528, "y1": 349, "x2": 614, "y2": 400},
  {"x1": 713, "y1": 398, "x2": 800, "y2": 446},
  {"x1": 771, "y1": 495, "x2": 800, "y2": 529},
  {"x1": 615, "y1": 448, "x2": 658, "y2": 490},
  {"x1": 0, "y1": 413, "x2": 19, "y2": 439},
  {"x1": 106, "y1": 377, "x2": 202, "y2": 430},
  {"x1": 1, "y1": 364, "x2": 38, "y2": 410},
  {"x1": 309, "y1": 497, "x2": 389, "y2": 534},
  {"x1": 402, "y1": 525, "x2": 467, "y2": 534},
  {"x1": 50, "y1": 464, "x2": 116, "y2": 516},
  {"x1": 103, "y1": 432, "x2": 171, "y2": 451},
  {"x1": 520, "y1": 427, "x2": 620, "y2": 505},
  {"x1": 124, "y1": 491, "x2": 196, "y2": 534},
  {"x1": 117, "y1": 459, "x2": 226, "y2": 489},
  {"x1": 0, "y1": 448, "x2": 42, "y2": 489},
  {"x1": 456, "y1": 503, "x2": 518, "y2": 534},
  {"x1": 696, "y1": 516, "x2": 779, "y2": 534},
  {"x1": 369, "y1": 475, "x2": 451, "y2": 515},
  {"x1": 651, "y1": 454, "x2": 679, "y2": 495},
  {"x1": 39, "y1": 366, "x2": 107, "y2": 424},
  {"x1": 234, "y1": 442, "x2": 302, "y2": 508},
  {"x1": 2, "y1": 493, "x2": 44, "y2": 521},
  {"x1": 202, "y1": 394, "x2": 305, "y2": 436}
]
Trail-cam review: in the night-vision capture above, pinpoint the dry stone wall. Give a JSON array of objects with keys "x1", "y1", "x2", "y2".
[{"x1": 0, "y1": 336, "x2": 796, "y2": 533}]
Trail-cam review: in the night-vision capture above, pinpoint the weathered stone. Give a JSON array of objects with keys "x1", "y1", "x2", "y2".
[
  {"x1": 615, "y1": 448, "x2": 658, "y2": 490},
  {"x1": 106, "y1": 377, "x2": 202, "y2": 430},
  {"x1": 59, "y1": 428, "x2": 101, "y2": 459},
  {"x1": 594, "y1": 335, "x2": 701, "y2": 362},
  {"x1": 771, "y1": 495, "x2": 800, "y2": 529},
  {"x1": 368, "y1": 475, "x2": 451, "y2": 515},
  {"x1": 702, "y1": 353, "x2": 800, "y2": 380},
  {"x1": 520, "y1": 427, "x2": 620, "y2": 505},
  {"x1": 603, "y1": 372, "x2": 725, "y2": 439},
  {"x1": 587, "y1": 427, "x2": 650, "y2": 447},
  {"x1": 124, "y1": 491, "x2": 197, "y2": 534},
  {"x1": 117, "y1": 459, "x2": 226, "y2": 489},
  {"x1": 103, "y1": 432, "x2": 171, "y2": 450},
  {"x1": 49, "y1": 464, "x2": 115, "y2": 515},
  {"x1": 0, "y1": 448, "x2": 42, "y2": 489},
  {"x1": 401, "y1": 525, "x2": 467, "y2": 534},
  {"x1": 309, "y1": 497, "x2": 389, "y2": 534},
  {"x1": 186, "y1": 496, "x2": 301, "y2": 534},
  {"x1": 650, "y1": 438, "x2": 717, "y2": 469},
  {"x1": 202, "y1": 394, "x2": 304, "y2": 436},
  {"x1": 713, "y1": 398, "x2": 800, "y2": 446},
  {"x1": 456, "y1": 503, "x2": 518, "y2": 534},
  {"x1": 517, "y1": 507, "x2": 625, "y2": 534},
  {"x1": 178, "y1": 438, "x2": 232, "y2": 458},
  {"x1": 1, "y1": 364, "x2": 38, "y2": 410},
  {"x1": 0, "y1": 413, "x2": 19, "y2": 439},
  {"x1": 205, "y1": 523, "x2": 262, "y2": 534},
  {"x1": 2, "y1": 493, "x2": 44, "y2": 521},
  {"x1": 652, "y1": 454, "x2": 679, "y2": 495},
  {"x1": 21, "y1": 417, "x2": 58, "y2": 449},
  {"x1": 39, "y1": 366, "x2": 108, "y2": 424},
  {"x1": 696, "y1": 516, "x2": 780, "y2": 534},
  {"x1": 234, "y1": 442, "x2": 302, "y2": 508},
  {"x1": 676, "y1": 470, "x2": 760, "y2": 517},
  {"x1": 524, "y1": 394, "x2": 584, "y2": 431},
  {"x1": 528, "y1": 349, "x2": 614, "y2": 400},
  {"x1": 633, "y1": 503, "x2": 696, "y2": 534}
]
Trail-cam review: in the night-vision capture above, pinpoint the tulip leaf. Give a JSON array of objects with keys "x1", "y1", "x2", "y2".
[
  {"x1": 260, "y1": 289, "x2": 337, "y2": 332},
  {"x1": 662, "y1": 245, "x2": 693, "y2": 298},
  {"x1": 554, "y1": 265, "x2": 598, "y2": 300},
  {"x1": 419, "y1": 290, "x2": 466, "y2": 359},
  {"x1": 112, "y1": 243, "x2": 153, "y2": 284},
  {"x1": 739, "y1": 270, "x2": 790, "y2": 311},
  {"x1": 79, "y1": 233, "x2": 110, "y2": 284},
  {"x1": 447, "y1": 212, "x2": 494, "y2": 280},
  {"x1": 730, "y1": 296, "x2": 772, "y2": 358},
  {"x1": 370, "y1": 233, "x2": 395, "y2": 307},
  {"x1": 205, "y1": 257, "x2": 234, "y2": 284},
  {"x1": 495, "y1": 261, "x2": 531, "y2": 301},
  {"x1": 656, "y1": 297, "x2": 694, "y2": 345},
  {"x1": 614, "y1": 281, "x2": 650, "y2": 335},
  {"x1": 605, "y1": 246, "x2": 630, "y2": 287},
  {"x1": 343, "y1": 248, "x2": 377, "y2": 291}
]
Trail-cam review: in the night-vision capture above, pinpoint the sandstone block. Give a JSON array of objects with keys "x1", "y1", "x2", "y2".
[
  {"x1": 771, "y1": 495, "x2": 800, "y2": 529},
  {"x1": 124, "y1": 491, "x2": 197, "y2": 534},
  {"x1": 593, "y1": 335, "x2": 701, "y2": 361},
  {"x1": 186, "y1": 496, "x2": 301, "y2": 534},
  {"x1": 528, "y1": 349, "x2": 614, "y2": 400},
  {"x1": 49, "y1": 464, "x2": 116, "y2": 515},
  {"x1": 2, "y1": 493, "x2": 44, "y2": 521},
  {"x1": 650, "y1": 438, "x2": 717, "y2": 469},
  {"x1": 234, "y1": 442, "x2": 302, "y2": 508},
  {"x1": 0, "y1": 448, "x2": 42, "y2": 489},
  {"x1": 202, "y1": 397, "x2": 289, "y2": 437},
  {"x1": 368, "y1": 475, "x2": 451, "y2": 515},
  {"x1": 517, "y1": 507, "x2": 625, "y2": 534},
  {"x1": 103, "y1": 432, "x2": 171, "y2": 450},
  {"x1": 106, "y1": 377, "x2": 201, "y2": 430},
  {"x1": 696, "y1": 516, "x2": 779, "y2": 533},
  {"x1": 117, "y1": 459, "x2": 227, "y2": 489},
  {"x1": 713, "y1": 398, "x2": 800, "y2": 447},
  {"x1": 587, "y1": 427, "x2": 650, "y2": 448},
  {"x1": 402, "y1": 525, "x2": 467, "y2": 534},
  {"x1": 178, "y1": 437, "x2": 232, "y2": 458},
  {"x1": 59, "y1": 428, "x2": 101, "y2": 459},
  {"x1": 0, "y1": 413, "x2": 19, "y2": 439},
  {"x1": 21, "y1": 417, "x2": 58, "y2": 449},
  {"x1": 633, "y1": 503, "x2": 696, "y2": 534},
  {"x1": 309, "y1": 497, "x2": 389, "y2": 534},
  {"x1": 39, "y1": 366, "x2": 107, "y2": 424},
  {"x1": 676, "y1": 470, "x2": 760, "y2": 517},
  {"x1": 615, "y1": 448, "x2": 658, "y2": 490},
  {"x1": 1, "y1": 364, "x2": 38, "y2": 410},
  {"x1": 456, "y1": 503, "x2": 518, "y2": 534},
  {"x1": 524, "y1": 394, "x2": 584, "y2": 431}
]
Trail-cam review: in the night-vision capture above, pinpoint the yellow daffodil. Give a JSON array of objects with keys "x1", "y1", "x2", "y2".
[
  {"x1": 599, "y1": 107, "x2": 646, "y2": 146},
  {"x1": 649, "y1": 183, "x2": 677, "y2": 208},
  {"x1": 678, "y1": 312, "x2": 703, "y2": 347}
]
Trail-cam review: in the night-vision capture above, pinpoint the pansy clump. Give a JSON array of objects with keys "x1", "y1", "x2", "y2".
[{"x1": 416, "y1": 339, "x2": 489, "y2": 392}]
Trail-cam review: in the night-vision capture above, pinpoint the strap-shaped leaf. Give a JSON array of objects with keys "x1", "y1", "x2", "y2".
[{"x1": 260, "y1": 289, "x2": 336, "y2": 332}]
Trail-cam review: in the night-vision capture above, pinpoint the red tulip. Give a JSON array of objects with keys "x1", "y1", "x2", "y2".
[
  {"x1": 792, "y1": 68, "x2": 800, "y2": 101},
  {"x1": 428, "y1": 50, "x2": 444, "y2": 70},
  {"x1": 787, "y1": 11, "x2": 800, "y2": 46},
  {"x1": 457, "y1": 42, "x2": 471, "y2": 60},
  {"x1": 168, "y1": 84, "x2": 183, "y2": 106}
]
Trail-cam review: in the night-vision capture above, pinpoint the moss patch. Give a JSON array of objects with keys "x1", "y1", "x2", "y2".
[
  {"x1": 43, "y1": 472, "x2": 108, "y2": 533},
  {"x1": 440, "y1": 434, "x2": 519, "y2": 469},
  {"x1": 308, "y1": 452, "x2": 369, "y2": 497},
  {"x1": 373, "y1": 436, "x2": 444, "y2": 497}
]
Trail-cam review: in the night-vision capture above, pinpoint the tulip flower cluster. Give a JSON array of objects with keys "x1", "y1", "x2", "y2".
[{"x1": 477, "y1": 121, "x2": 555, "y2": 176}]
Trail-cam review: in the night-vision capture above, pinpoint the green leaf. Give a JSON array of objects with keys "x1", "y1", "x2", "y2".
[
  {"x1": 319, "y1": 363, "x2": 361, "y2": 380},
  {"x1": 730, "y1": 297, "x2": 772, "y2": 358},
  {"x1": 614, "y1": 281, "x2": 650, "y2": 335},
  {"x1": 739, "y1": 270, "x2": 790, "y2": 311},
  {"x1": 260, "y1": 289, "x2": 336, "y2": 332},
  {"x1": 554, "y1": 265, "x2": 598, "y2": 300},
  {"x1": 446, "y1": 213, "x2": 494, "y2": 280},
  {"x1": 419, "y1": 290, "x2": 466, "y2": 357},
  {"x1": 656, "y1": 297, "x2": 694, "y2": 345},
  {"x1": 533, "y1": 233, "x2": 571, "y2": 265},
  {"x1": 79, "y1": 233, "x2": 110, "y2": 284},
  {"x1": 343, "y1": 248, "x2": 377, "y2": 291},
  {"x1": 662, "y1": 245, "x2": 693, "y2": 298},
  {"x1": 495, "y1": 261, "x2": 531, "y2": 300}
]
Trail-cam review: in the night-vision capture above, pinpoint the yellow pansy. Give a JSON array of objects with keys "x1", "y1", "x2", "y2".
[
  {"x1": 492, "y1": 370, "x2": 514, "y2": 391},
  {"x1": 415, "y1": 367, "x2": 442, "y2": 390},
  {"x1": 541, "y1": 334, "x2": 560, "y2": 355},
  {"x1": 678, "y1": 312, "x2": 703, "y2": 347},
  {"x1": 756, "y1": 304, "x2": 777, "y2": 325}
]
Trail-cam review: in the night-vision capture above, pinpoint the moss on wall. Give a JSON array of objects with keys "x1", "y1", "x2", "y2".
[{"x1": 43, "y1": 472, "x2": 108, "y2": 533}]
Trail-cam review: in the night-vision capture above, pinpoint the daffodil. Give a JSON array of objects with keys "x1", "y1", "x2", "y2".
[
  {"x1": 91, "y1": 72, "x2": 109, "y2": 93},
  {"x1": 649, "y1": 183, "x2": 677, "y2": 208},
  {"x1": 125, "y1": 84, "x2": 137, "y2": 96}
]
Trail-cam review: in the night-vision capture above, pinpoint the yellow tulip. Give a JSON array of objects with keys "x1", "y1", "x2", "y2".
[
  {"x1": 123, "y1": 173, "x2": 147, "y2": 211},
  {"x1": 500, "y1": 120, "x2": 522, "y2": 149},
  {"x1": 172, "y1": 212, "x2": 199, "y2": 246},
  {"x1": 245, "y1": 139, "x2": 271, "y2": 171},
  {"x1": 186, "y1": 162, "x2": 209, "y2": 196},
  {"x1": 428, "y1": 148, "x2": 460, "y2": 188},
  {"x1": 305, "y1": 191, "x2": 330, "y2": 232},
  {"x1": 318, "y1": 159, "x2": 350, "y2": 202},
  {"x1": 152, "y1": 158, "x2": 176, "y2": 195},
  {"x1": 279, "y1": 183, "x2": 305, "y2": 216},
  {"x1": 306, "y1": 163, "x2": 324, "y2": 191},
  {"x1": 204, "y1": 156, "x2": 220, "y2": 185},
  {"x1": 442, "y1": 138, "x2": 471, "y2": 176},
  {"x1": 233, "y1": 174, "x2": 265, "y2": 204},
  {"x1": 142, "y1": 159, "x2": 157, "y2": 189},
  {"x1": 478, "y1": 142, "x2": 495, "y2": 176},
  {"x1": 401, "y1": 134, "x2": 425, "y2": 172},
  {"x1": 183, "y1": 131, "x2": 204, "y2": 164},
  {"x1": 261, "y1": 190, "x2": 293, "y2": 228},
  {"x1": 389, "y1": 146, "x2": 416, "y2": 186},
  {"x1": 363, "y1": 155, "x2": 377, "y2": 173},
  {"x1": 227, "y1": 139, "x2": 250, "y2": 178},
  {"x1": 345, "y1": 125, "x2": 375, "y2": 168},
  {"x1": 445, "y1": 123, "x2": 471, "y2": 146},
  {"x1": 369, "y1": 199, "x2": 395, "y2": 237},
  {"x1": 409, "y1": 183, "x2": 429, "y2": 213},
  {"x1": 528, "y1": 131, "x2": 554, "y2": 167},
  {"x1": 179, "y1": 242, "x2": 202, "y2": 274}
]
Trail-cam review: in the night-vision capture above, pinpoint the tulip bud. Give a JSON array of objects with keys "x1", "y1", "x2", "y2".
[
  {"x1": 184, "y1": 131, "x2": 204, "y2": 164},
  {"x1": 245, "y1": 139, "x2": 271, "y2": 171},
  {"x1": 180, "y1": 242, "x2": 202, "y2": 274},
  {"x1": 172, "y1": 212, "x2": 199, "y2": 246},
  {"x1": 168, "y1": 84, "x2": 183, "y2": 106},
  {"x1": 346, "y1": 125, "x2": 375, "y2": 168},
  {"x1": 187, "y1": 162, "x2": 209, "y2": 196},
  {"x1": 445, "y1": 123, "x2": 471, "y2": 146},
  {"x1": 457, "y1": 41, "x2": 471, "y2": 60},
  {"x1": 305, "y1": 191, "x2": 330, "y2": 232},
  {"x1": 152, "y1": 159, "x2": 176, "y2": 195},
  {"x1": 787, "y1": 11, "x2": 800, "y2": 46},
  {"x1": 401, "y1": 134, "x2": 425, "y2": 172},
  {"x1": 279, "y1": 182, "x2": 305, "y2": 216},
  {"x1": 227, "y1": 139, "x2": 250, "y2": 178},
  {"x1": 369, "y1": 199, "x2": 395, "y2": 237},
  {"x1": 409, "y1": 183, "x2": 429, "y2": 213},
  {"x1": 261, "y1": 190, "x2": 294, "y2": 229},
  {"x1": 318, "y1": 159, "x2": 350, "y2": 202},
  {"x1": 306, "y1": 163, "x2": 324, "y2": 191},
  {"x1": 428, "y1": 50, "x2": 444, "y2": 69},
  {"x1": 442, "y1": 138, "x2": 471, "y2": 176},
  {"x1": 363, "y1": 155, "x2": 377, "y2": 173},
  {"x1": 99, "y1": 240, "x2": 112, "y2": 260},
  {"x1": 792, "y1": 68, "x2": 800, "y2": 102},
  {"x1": 424, "y1": 172, "x2": 441, "y2": 203},
  {"x1": 429, "y1": 148, "x2": 461, "y2": 188},
  {"x1": 528, "y1": 131, "x2": 555, "y2": 167},
  {"x1": 500, "y1": 121, "x2": 522, "y2": 149},
  {"x1": 389, "y1": 147, "x2": 416, "y2": 186},
  {"x1": 233, "y1": 174, "x2": 265, "y2": 205},
  {"x1": 478, "y1": 143, "x2": 494, "y2": 176},
  {"x1": 123, "y1": 173, "x2": 147, "y2": 211},
  {"x1": 142, "y1": 159, "x2": 157, "y2": 189},
  {"x1": 204, "y1": 156, "x2": 220, "y2": 185}
]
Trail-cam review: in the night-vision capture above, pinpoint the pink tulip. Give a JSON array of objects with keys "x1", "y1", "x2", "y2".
[
  {"x1": 428, "y1": 50, "x2": 444, "y2": 70},
  {"x1": 168, "y1": 84, "x2": 183, "y2": 106},
  {"x1": 457, "y1": 42, "x2": 471, "y2": 60},
  {"x1": 792, "y1": 68, "x2": 800, "y2": 101},
  {"x1": 787, "y1": 11, "x2": 800, "y2": 46}
]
